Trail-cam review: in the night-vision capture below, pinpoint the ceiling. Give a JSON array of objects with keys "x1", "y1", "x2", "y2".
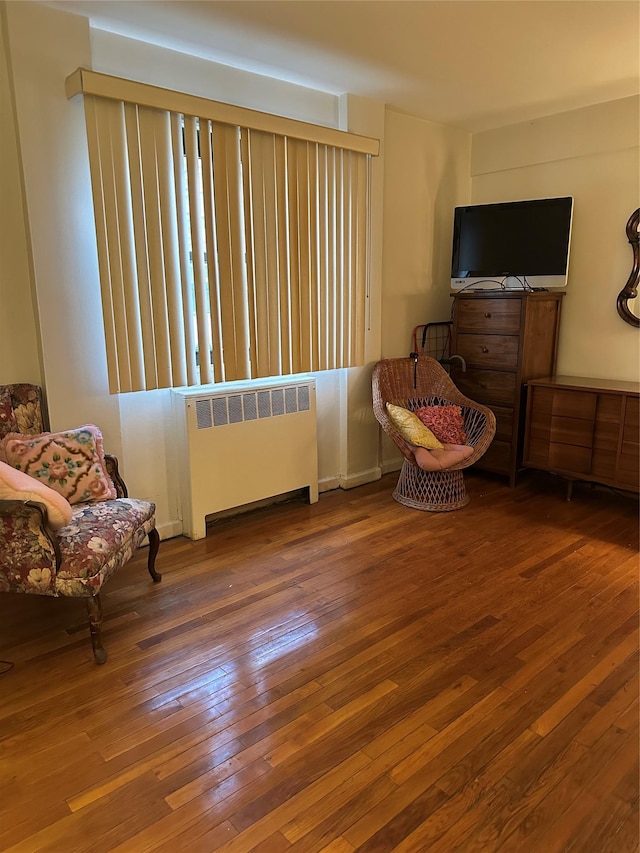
[{"x1": 43, "y1": 0, "x2": 640, "y2": 132}]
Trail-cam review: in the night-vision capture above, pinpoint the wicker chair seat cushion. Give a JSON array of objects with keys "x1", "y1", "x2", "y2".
[
  {"x1": 413, "y1": 444, "x2": 474, "y2": 472},
  {"x1": 0, "y1": 498, "x2": 156, "y2": 598}
]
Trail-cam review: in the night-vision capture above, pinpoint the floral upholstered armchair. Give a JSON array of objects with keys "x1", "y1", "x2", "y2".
[{"x1": 0, "y1": 384, "x2": 161, "y2": 664}]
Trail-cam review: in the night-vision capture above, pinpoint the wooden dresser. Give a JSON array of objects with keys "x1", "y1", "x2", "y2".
[
  {"x1": 450, "y1": 291, "x2": 564, "y2": 486},
  {"x1": 523, "y1": 375, "x2": 640, "y2": 497}
]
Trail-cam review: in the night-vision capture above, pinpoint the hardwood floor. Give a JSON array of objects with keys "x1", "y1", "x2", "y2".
[{"x1": 0, "y1": 470, "x2": 638, "y2": 852}]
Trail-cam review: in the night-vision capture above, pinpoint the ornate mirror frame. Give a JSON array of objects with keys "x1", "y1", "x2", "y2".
[{"x1": 617, "y1": 207, "x2": 640, "y2": 328}]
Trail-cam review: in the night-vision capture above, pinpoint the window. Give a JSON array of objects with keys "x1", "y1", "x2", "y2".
[{"x1": 67, "y1": 69, "x2": 378, "y2": 393}]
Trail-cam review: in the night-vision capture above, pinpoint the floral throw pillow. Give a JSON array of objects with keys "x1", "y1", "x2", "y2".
[
  {"x1": 1, "y1": 425, "x2": 117, "y2": 505},
  {"x1": 415, "y1": 405, "x2": 467, "y2": 445}
]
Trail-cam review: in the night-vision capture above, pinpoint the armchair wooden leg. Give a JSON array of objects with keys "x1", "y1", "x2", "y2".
[
  {"x1": 147, "y1": 527, "x2": 162, "y2": 583},
  {"x1": 86, "y1": 595, "x2": 107, "y2": 665}
]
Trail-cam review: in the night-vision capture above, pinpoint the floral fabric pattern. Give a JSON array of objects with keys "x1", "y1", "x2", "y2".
[
  {"x1": 415, "y1": 405, "x2": 468, "y2": 445},
  {"x1": 0, "y1": 502, "x2": 58, "y2": 594},
  {"x1": 0, "y1": 388, "x2": 18, "y2": 440},
  {"x1": 0, "y1": 497, "x2": 156, "y2": 597},
  {"x1": 0, "y1": 384, "x2": 46, "y2": 440},
  {"x1": 2, "y1": 425, "x2": 117, "y2": 505}
]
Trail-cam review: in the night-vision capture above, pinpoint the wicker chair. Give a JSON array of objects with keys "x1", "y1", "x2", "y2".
[{"x1": 372, "y1": 356, "x2": 496, "y2": 511}]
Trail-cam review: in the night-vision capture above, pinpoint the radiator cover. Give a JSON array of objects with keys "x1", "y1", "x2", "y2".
[{"x1": 172, "y1": 377, "x2": 318, "y2": 539}]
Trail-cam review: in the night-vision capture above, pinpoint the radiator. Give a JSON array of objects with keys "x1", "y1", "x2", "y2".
[{"x1": 171, "y1": 377, "x2": 318, "y2": 539}]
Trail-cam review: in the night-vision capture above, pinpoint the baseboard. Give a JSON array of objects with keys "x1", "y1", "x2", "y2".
[
  {"x1": 319, "y1": 467, "x2": 382, "y2": 493},
  {"x1": 319, "y1": 476, "x2": 341, "y2": 493},
  {"x1": 381, "y1": 458, "x2": 402, "y2": 475},
  {"x1": 157, "y1": 519, "x2": 184, "y2": 541}
]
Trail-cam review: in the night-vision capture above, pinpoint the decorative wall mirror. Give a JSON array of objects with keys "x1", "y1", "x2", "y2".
[{"x1": 617, "y1": 207, "x2": 640, "y2": 327}]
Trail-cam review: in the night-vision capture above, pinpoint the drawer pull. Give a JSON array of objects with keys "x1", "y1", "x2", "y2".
[
  {"x1": 481, "y1": 346, "x2": 489, "y2": 353},
  {"x1": 484, "y1": 312, "x2": 492, "y2": 318}
]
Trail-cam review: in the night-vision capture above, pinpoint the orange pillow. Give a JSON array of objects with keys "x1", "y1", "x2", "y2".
[
  {"x1": 1, "y1": 425, "x2": 116, "y2": 505},
  {"x1": 415, "y1": 405, "x2": 467, "y2": 444}
]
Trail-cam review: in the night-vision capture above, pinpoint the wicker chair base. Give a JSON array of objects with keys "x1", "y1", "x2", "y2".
[{"x1": 393, "y1": 459, "x2": 470, "y2": 512}]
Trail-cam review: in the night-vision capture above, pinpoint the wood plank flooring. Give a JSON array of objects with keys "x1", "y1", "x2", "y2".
[{"x1": 0, "y1": 470, "x2": 638, "y2": 852}]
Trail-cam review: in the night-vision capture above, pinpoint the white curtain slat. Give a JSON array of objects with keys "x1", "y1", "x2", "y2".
[
  {"x1": 295, "y1": 140, "x2": 312, "y2": 373},
  {"x1": 184, "y1": 116, "x2": 213, "y2": 385},
  {"x1": 274, "y1": 136, "x2": 291, "y2": 376},
  {"x1": 156, "y1": 109, "x2": 188, "y2": 388},
  {"x1": 310, "y1": 144, "x2": 321, "y2": 372},
  {"x1": 84, "y1": 96, "x2": 121, "y2": 392},
  {"x1": 274, "y1": 136, "x2": 290, "y2": 375},
  {"x1": 123, "y1": 102, "x2": 157, "y2": 391},
  {"x1": 96, "y1": 100, "x2": 133, "y2": 391},
  {"x1": 137, "y1": 106, "x2": 172, "y2": 387},
  {"x1": 80, "y1": 85, "x2": 372, "y2": 392},
  {"x1": 263, "y1": 133, "x2": 287, "y2": 376},
  {"x1": 108, "y1": 100, "x2": 146, "y2": 391},
  {"x1": 200, "y1": 121, "x2": 225, "y2": 382},
  {"x1": 355, "y1": 151, "x2": 368, "y2": 364},
  {"x1": 171, "y1": 112, "x2": 198, "y2": 386},
  {"x1": 335, "y1": 151, "x2": 348, "y2": 367},
  {"x1": 327, "y1": 147, "x2": 338, "y2": 368},
  {"x1": 211, "y1": 124, "x2": 250, "y2": 381},
  {"x1": 286, "y1": 138, "x2": 302, "y2": 375},
  {"x1": 243, "y1": 131, "x2": 271, "y2": 377},
  {"x1": 240, "y1": 133, "x2": 259, "y2": 375},
  {"x1": 344, "y1": 151, "x2": 354, "y2": 365}
]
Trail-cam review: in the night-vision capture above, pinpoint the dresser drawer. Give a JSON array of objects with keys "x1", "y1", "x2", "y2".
[
  {"x1": 548, "y1": 442, "x2": 592, "y2": 475},
  {"x1": 623, "y1": 396, "x2": 639, "y2": 441},
  {"x1": 550, "y1": 416, "x2": 594, "y2": 448},
  {"x1": 456, "y1": 333, "x2": 519, "y2": 370},
  {"x1": 551, "y1": 390, "x2": 596, "y2": 420},
  {"x1": 492, "y1": 405, "x2": 514, "y2": 443},
  {"x1": 455, "y1": 298, "x2": 522, "y2": 334},
  {"x1": 453, "y1": 368, "x2": 517, "y2": 407},
  {"x1": 617, "y1": 451, "x2": 640, "y2": 488}
]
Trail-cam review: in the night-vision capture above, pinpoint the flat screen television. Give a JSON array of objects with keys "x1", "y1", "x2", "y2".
[{"x1": 450, "y1": 196, "x2": 574, "y2": 291}]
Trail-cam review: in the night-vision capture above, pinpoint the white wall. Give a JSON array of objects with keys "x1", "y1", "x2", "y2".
[
  {"x1": 471, "y1": 97, "x2": 640, "y2": 383},
  {"x1": 0, "y1": 6, "x2": 43, "y2": 386},
  {"x1": 1, "y1": 3, "x2": 399, "y2": 536},
  {"x1": 3, "y1": 0, "x2": 123, "y2": 461},
  {"x1": 10, "y1": 3, "x2": 631, "y2": 534},
  {"x1": 382, "y1": 110, "x2": 471, "y2": 359},
  {"x1": 379, "y1": 109, "x2": 471, "y2": 471}
]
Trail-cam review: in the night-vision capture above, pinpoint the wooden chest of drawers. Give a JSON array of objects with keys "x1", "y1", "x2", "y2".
[
  {"x1": 523, "y1": 376, "x2": 640, "y2": 495},
  {"x1": 450, "y1": 291, "x2": 564, "y2": 486}
]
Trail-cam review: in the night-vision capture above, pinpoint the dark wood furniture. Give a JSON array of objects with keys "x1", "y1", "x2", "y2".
[
  {"x1": 523, "y1": 375, "x2": 639, "y2": 498},
  {"x1": 450, "y1": 291, "x2": 564, "y2": 486}
]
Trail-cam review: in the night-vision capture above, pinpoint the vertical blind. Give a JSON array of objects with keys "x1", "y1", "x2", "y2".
[{"x1": 68, "y1": 69, "x2": 378, "y2": 393}]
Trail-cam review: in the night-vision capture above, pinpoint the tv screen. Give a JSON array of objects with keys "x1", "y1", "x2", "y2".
[{"x1": 450, "y1": 196, "x2": 573, "y2": 291}]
